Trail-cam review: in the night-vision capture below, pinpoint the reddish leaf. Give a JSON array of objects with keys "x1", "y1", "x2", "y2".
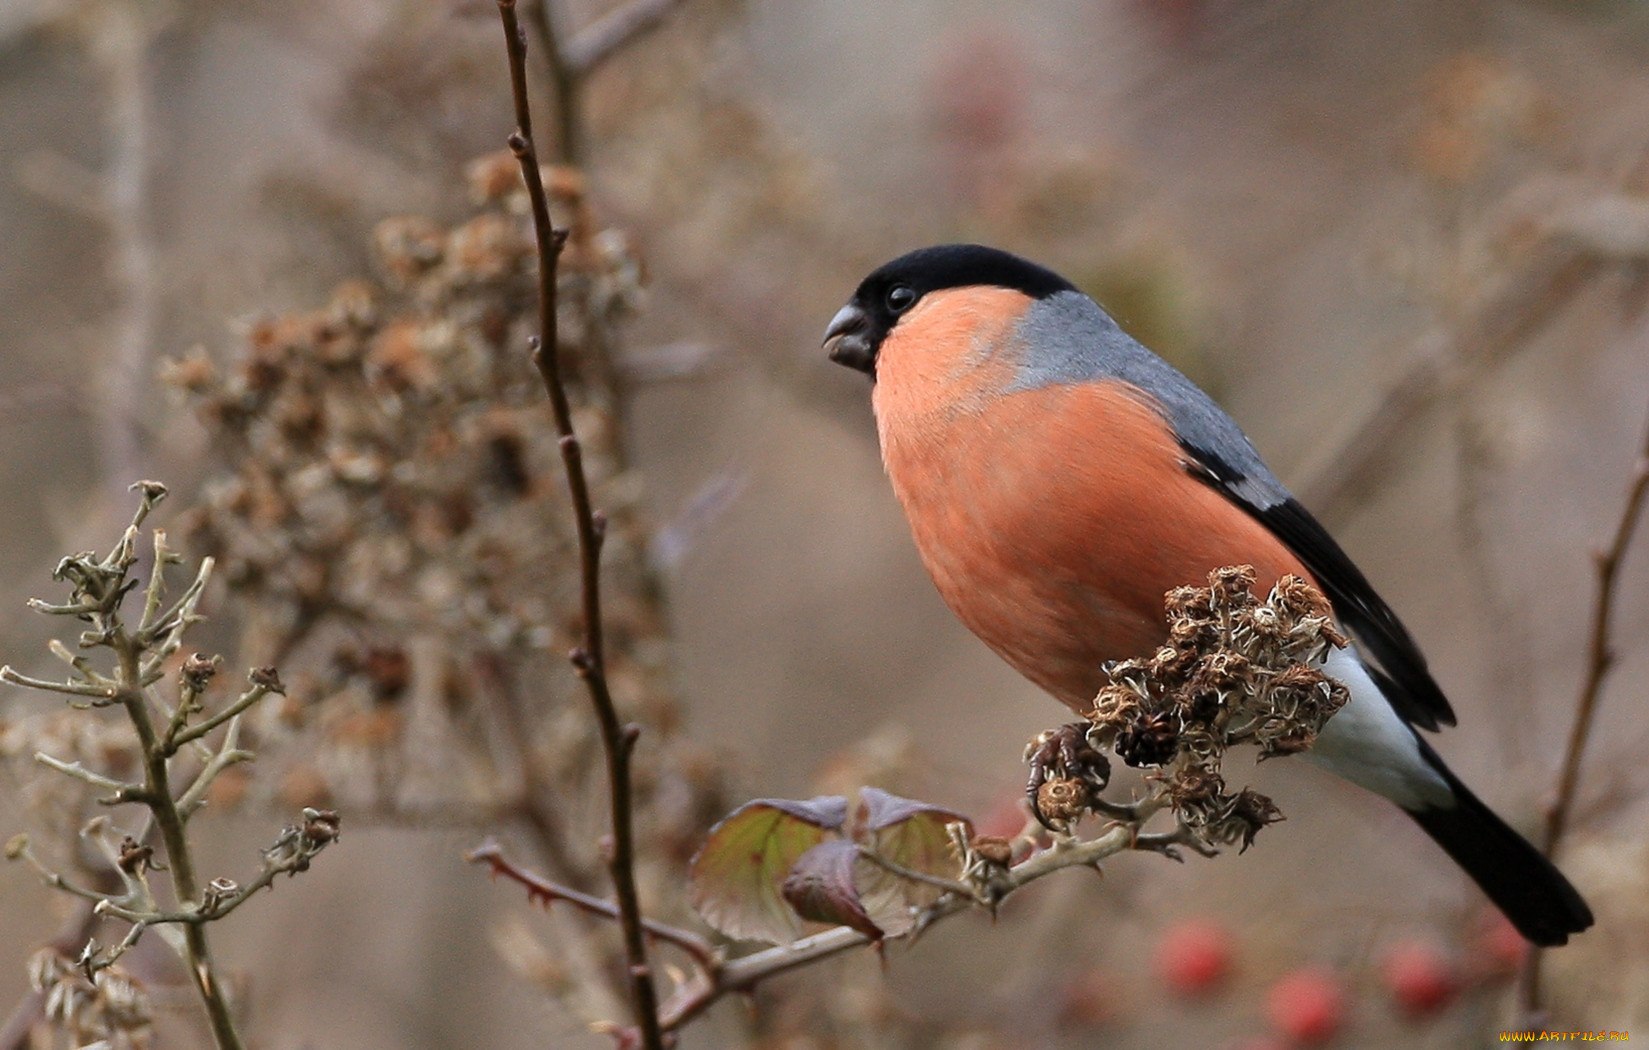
[
  {"x1": 857, "y1": 786, "x2": 964, "y2": 832},
  {"x1": 780, "y1": 840, "x2": 885, "y2": 941},
  {"x1": 688, "y1": 796, "x2": 848, "y2": 945}
]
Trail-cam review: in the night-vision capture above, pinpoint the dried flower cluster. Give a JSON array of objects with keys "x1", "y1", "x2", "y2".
[
  {"x1": 161, "y1": 154, "x2": 645, "y2": 669},
  {"x1": 1030, "y1": 566, "x2": 1349, "y2": 852},
  {"x1": 5, "y1": 145, "x2": 724, "y2": 1045},
  {"x1": 1100, "y1": 565, "x2": 1347, "y2": 848},
  {"x1": 26, "y1": 948, "x2": 151, "y2": 1049},
  {"x1": 149, "y1": 153, "x2": 721, "y2": 868}
]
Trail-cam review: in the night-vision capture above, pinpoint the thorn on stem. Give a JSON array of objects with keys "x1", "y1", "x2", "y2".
[
  {"x1": 592, "y1": 510, "x2": 608, "y2": 543},
  {"x1": 507, "y1": 131, "x2": 531, "y2": 157},
  {"x1": 569, "y1": 647, "x2": 594, "y2": 672}
]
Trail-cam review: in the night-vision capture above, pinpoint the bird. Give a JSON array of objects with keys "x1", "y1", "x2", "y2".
[{"x1": 821, "y1": 243, "x2": 1593, "y2": 946}]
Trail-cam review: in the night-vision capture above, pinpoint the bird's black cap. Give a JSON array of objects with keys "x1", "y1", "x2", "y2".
[{"x1": 824, "y1": 244, "x2": 1077, "y2": 376}]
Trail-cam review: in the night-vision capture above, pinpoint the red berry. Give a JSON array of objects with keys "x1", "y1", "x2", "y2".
[
  {"x1": 1154, "y1": 918, "x2": 1234, "y2": 996},
  {"x1": 1265, "y1": 968, "x2": 1346, "y2": 1045},
  {"x1": 1473, "y1": 911, "x2": 1529, "y2": 980},
  {"x1": 1381, "y1": 940, "x2": 1459, "y2": 1019}
]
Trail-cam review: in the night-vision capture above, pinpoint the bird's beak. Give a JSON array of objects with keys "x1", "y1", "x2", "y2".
[{"x1": 822, "y1": 304, "x2": 875, "y2": 375}]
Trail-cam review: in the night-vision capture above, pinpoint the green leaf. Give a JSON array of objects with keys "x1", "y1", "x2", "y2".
[
  {"x1": 856, "y1": 787, "x2": 969, "y2": 875},
  {"x1": 780, "y1": 840, "x2": 885, "y2": 941},
  {"x1": 854, "y1": 787, "x2": 972, "y2": 915},
  {"x1": 688, "y1": 796, "x2": 848, "y2": 944}
]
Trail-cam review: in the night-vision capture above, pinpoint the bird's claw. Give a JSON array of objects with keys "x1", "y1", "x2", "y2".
[{"x1": 1024, "y1": 722, "x2": 1111, "y2": 830}]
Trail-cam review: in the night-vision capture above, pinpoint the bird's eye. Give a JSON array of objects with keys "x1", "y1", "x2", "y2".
[{"x1": 885, "y1": 285, "x2": 917, "y2": 313}]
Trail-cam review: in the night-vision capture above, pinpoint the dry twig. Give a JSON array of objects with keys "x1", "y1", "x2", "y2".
[
  {"x1": 523, "y1": 0, "x2": 686, "y2": 165},
  {"x1": 2, "y1": 484, "x2": 335, "y2": 1050},
  {"x1": 494, "y1": 2, "x2": 664, "y2": 1045},
  {"x1": 1519, "y1": 406, "x2": 1649, "y2": 1016}
]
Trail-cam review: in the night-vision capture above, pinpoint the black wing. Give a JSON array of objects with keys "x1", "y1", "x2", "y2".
[{"x1": 1183, "y1": 446, "x2": 1457, "y2": 732}]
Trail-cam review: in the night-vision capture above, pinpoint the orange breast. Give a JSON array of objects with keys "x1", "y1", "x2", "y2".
[{"x1": 875, "y1": 358, "x2": 1311, "y2": 711}]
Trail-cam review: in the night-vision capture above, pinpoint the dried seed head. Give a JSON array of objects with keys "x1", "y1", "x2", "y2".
[
  {"x1": 1272, "y1": 573, "x2": 1331, "y2": 619},
  {"x1": 1035, "y1": 777, "x2": 1093, "y2": 828},
  {"x1": 1069, "y1": 566, "x2": 1351, "y2": 853},
  {"x1": 1219, "y1": 789, "x2": 1284, "y2": 852},
  {"x1": 969, "y1": 835, "x2": 1013, "y2": 868},
  {"x1": 248, "y1": 666, "x2": 285, "y2": 693},
  {"x1": 1115, "y1": 711, "x2": 1179, "y2": 768},
  {"x1": 180, "y1": 652, "x2": 220, "y2": 693},
  {"x1": 116, "y1": 836, "x2": 154, "y2": 875},
  {"x1": 1207, "y1": 564, "x2": 1259, "y2": 607}
]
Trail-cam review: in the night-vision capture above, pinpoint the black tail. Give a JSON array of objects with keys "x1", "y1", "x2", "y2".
[{"x1": 1406, "y1": 740, "x2": 1593, "y2": 946}]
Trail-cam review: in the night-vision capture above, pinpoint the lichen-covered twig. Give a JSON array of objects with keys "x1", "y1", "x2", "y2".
[
  {"x1": 2, "y1": 484, "x2": 336, "y2": 1050},
  {"x1": 493, "y1": 3, "x2": 665, "y2": 1046}
]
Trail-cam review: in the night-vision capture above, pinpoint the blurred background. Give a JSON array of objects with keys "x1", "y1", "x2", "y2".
[{"x1": 2, "y1": 0, "x2": 1648, "y2": 1047}]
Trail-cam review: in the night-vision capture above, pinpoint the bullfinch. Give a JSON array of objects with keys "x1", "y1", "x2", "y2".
[{"x1": 822, "y1": 243, "x2": 1592, "y2": 946}]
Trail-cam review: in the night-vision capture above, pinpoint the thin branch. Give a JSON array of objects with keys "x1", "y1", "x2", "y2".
[
  {"x1": 524, "y1": 0, "x2": 687, "y2": 165},
  {"x1": 855, "y1": 846, "x2": 975, "y2": 898},
  {"x1": 523, "y1": 0, "x2": 583, "y2": 166},
  {"x1": 656, "y1": 814, "x2": 1155, "y2": 1033},
  {"x1": 12, "y1": 842, "x2": 118, "y2": 905},
  {"x1": 0, "y1": 665, "x2": 118, "y2": 700},
  {"x1": 163, "y1": 677, "x2": 276, "y2": 755},
  {"x1": 1298, "y1": 247, "x2": 1606, "y2": 520},
  {"x1": 469, "y1": 839, "x2": 718, "y2": 971},
  {"x1": 1520, "y1": 406, "x2": 1649, "y2": 1016},
  {"x1": 494, "y1": 4, "x2": 664, "y2": 1047},
  {"x1": 109, "y1": 632, "x2": 244, "y2": 1050},
  {"x1": 562, "y1": 0, "x2": 684, "y2": 74},
  {"x1": 85, "y1": 1, "x2": 163, "y2": 514},
  {"x1": 32, "y1": 752, "x2": 137, "y2": 796}
]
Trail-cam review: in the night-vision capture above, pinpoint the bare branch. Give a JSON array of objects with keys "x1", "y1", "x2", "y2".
[
  {"x1": 469, "y1": 839, "x2": 718, "y2": 971},
  {"x1": 563, "y1": 0, "x2": 684, "y2": 74},
  {"x1": 163, "y1": 674, "x2": 279, "y2": 756},
  {"x1": 1521, "y1": 406, "x2": 1649, "y2": 1016},
  {"x1": 657, "y1": 813, "x2": 1158, "y2": 1032},
  {"x1": 494, "y1": 3, "x2": 664, "y2": 1046},
  {"x1": 1298, "y1": 247, "x2": 1606, "y2": 520}
]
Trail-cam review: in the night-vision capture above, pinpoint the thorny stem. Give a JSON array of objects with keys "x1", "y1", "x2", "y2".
[
  {"x1": 1520, "y1": 407, "x2": 1649, "y2": 1017},
  {"x1": 469, "y1": 839, "x2": 719, "y2": 971},
  {"x1": 473, "y1": 651, "x2": 597, "y2": 895},
  {"x1": 494, "y1": 3, "x2": 665, "y2": 1047}
]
